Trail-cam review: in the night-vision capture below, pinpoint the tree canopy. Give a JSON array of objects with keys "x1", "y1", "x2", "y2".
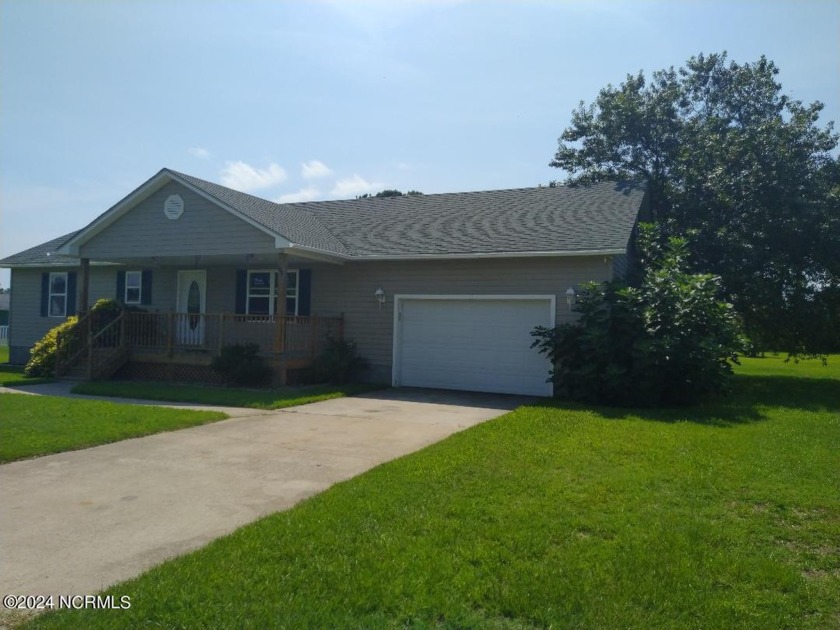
[{"x1": 550, "y1": 52, "x2": 840, "y2": 353}]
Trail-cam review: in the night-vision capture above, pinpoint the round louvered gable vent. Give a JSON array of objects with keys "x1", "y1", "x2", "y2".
[{"x1": 164, "y1": 194, "x2": 184, "y2": 220}]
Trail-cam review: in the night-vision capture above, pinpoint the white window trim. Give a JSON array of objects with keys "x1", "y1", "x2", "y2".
[
  {"x1": 125, "y1": 270, "x2": 142, "y2": 305},
  {"x1": 49, "y1": 272, "x2": 68, "y2": 318},
  {"x1": 246, "y1": 269, "x2": 299, "y2": 317},
  {"x1": 286, "y1": 269, "x2": 299, "y2": 316}
]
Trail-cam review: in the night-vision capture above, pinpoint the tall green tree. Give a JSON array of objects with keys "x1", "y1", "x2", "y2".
[{"x1": 551, "y1": 52, "x2": 840, "y2": 353}]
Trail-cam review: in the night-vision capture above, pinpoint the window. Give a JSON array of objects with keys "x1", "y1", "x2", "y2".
[
  {"x1": 125, "y1": 271, "x2": 142, "y2": 304},
  {"x1": 49, "y1": 272, "x2": 68, "y2": 317},
  {"x1": 246, "y1": 270, "x2": 299, "y2": 316},
  {"x1": 117, "y1": 269, "x2": 151, "y2": 306}
]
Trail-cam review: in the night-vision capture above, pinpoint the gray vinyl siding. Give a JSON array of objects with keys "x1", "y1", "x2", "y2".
[
  {"x1": 611, "y1": 253, "x2": 630, "y2": 280},
  {"x1": 7, "y1": 266, "x2": 118, "y2": 363},
  {"x1": 80, "y1": 182, "x2": 278, "y2": 259},
  {"x1": 7, "y1": 265, "x2": 186, "y2": 362},
  {"x1": 310, "y1": 256, "x2": 614, "y2": 381},
  {"x1": 135, "y1": 266, "x2": 238, "y2": 313},
  {"x1": 8, "y1": 257, "x2": 617, "y2": 376},
  {"x1": 207, "y1": 267, "x2": 238, "y2": 312}
]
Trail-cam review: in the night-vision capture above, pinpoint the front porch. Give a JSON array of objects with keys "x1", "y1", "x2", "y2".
[{"x1": 56, "y1": 309, "x2": 344, "y2": 384}]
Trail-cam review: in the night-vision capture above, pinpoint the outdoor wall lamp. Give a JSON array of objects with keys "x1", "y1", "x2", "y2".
[
  {"x1": 565, "y1": 286, "x2": 576, "y2": 310},
  {"x1": 375, "y1": 287, "x2": 386, "y2": 307}
]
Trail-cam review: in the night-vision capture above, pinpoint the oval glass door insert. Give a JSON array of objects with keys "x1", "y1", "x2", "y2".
[{"x1": 187, "y1": 280, "x2": 201, "y2": 330}]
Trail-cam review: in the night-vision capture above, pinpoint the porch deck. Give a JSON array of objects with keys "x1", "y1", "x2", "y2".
[
  {"x1": 56, "y1": 310, "x2": 344, "y2": 383},
  {"x1": 125, "y1": 312, "x2": 344, "y2": 360}
]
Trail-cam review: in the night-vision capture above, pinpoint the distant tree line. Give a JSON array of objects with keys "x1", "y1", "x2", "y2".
[{"x1": 357, "y1": 189, "x2": 423, "y2": 199}]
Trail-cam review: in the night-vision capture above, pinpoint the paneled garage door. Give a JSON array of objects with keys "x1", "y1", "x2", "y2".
[{"x1": 394, "y1": 296, "x2": 555, "y2": 396}]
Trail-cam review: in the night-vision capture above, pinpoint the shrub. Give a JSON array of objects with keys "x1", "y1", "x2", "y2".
[
  {"x1": 90, "y1": 298, "x2": 122, "y2": 324},
  {"x1": 310, "y1": 336, "x2": 369, "y2": 384},
  {"x1": 211, "y1": 343, "x2": 272, "y2": 387},
  {"x1": 25, "y1": 316, "x2": 80, "y2": 377},
  {"x1": 531, "y1": 225, "x2": 742, "y2": 406},
  {"x1": 23, "y1": 299, "x2": 128, "y2": 377},
  {"x1": 89, "y1": 298, "x2": 124, "y2": 347}
]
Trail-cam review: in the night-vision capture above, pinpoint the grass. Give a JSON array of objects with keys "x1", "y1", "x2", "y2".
[
  {"x1": 0, "y1": 346, "x2": 54, "y2": 386},
  {"x1": 24, "y1": 357, "x2": 839, "y2": 628},
  {"x1": 737, "y1": 353, "x2": 837, "y2": 379},
  {"x1": 0, "y1": 364, "x2": 54, "y2": 387},
  {"x1": 71, "y1": 380, "x2": 385, "y2": 409},
  {"x1": 0, "y1": 395, "x2": 227, "y2": 463}
]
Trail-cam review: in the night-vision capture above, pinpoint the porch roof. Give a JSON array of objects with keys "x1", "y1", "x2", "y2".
[{"x1": 0, "y1": 230, "x2": 84, "y2": 267}]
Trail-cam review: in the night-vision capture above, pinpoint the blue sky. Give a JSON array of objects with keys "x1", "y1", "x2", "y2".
[{"x1": 1, "y1": 0, "x2": 838, "y2": 289}]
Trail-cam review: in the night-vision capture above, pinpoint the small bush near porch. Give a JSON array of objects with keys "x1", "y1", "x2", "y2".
[
  {"x1": 211, "y1": 343, "x2": 272, "y2": 386},
  {"x1": 30, "y1": 357, "x2": 840, "y2": 629}
]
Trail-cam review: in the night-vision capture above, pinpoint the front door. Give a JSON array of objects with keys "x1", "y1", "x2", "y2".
[{"x1": 176, "y1": 270, "x2": 206, "y2": 345}]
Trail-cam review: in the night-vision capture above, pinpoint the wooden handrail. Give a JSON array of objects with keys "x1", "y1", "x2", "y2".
[
  {"x1": 54, "y1": 309, "x2": 127, "y2": 378},
  {"x1": 55, "y1": 311, "x2": 92, "y2": 376},
  {"x1": 122, "y1": 312, "x2": 343, "y2": 356},
  {"x1": 86, "y1": 310, "x2": 127, "y2": 380}
]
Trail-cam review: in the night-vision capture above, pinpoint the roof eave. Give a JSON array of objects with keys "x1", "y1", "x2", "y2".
[
  {"x1": 0, "y1": 261, "x2": 120, "y2": 269},
  {"x1": 343, "y1": 248, "x2": 627, "y2": 261},
  {"x1": 283, "y1": 244, "x2": 346, "y2": 264}
]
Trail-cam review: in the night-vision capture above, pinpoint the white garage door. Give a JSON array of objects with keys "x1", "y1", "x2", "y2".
[{"x1": 394, "y1": 296, "x2": 554, "y2": 396}]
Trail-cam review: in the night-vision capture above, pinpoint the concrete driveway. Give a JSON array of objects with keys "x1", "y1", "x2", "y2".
[{"x1": 1, "y1": 387, "x2": 526, "y2": 601}]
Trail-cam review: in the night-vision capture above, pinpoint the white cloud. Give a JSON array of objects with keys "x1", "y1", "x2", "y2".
[
  {"x1": 331, "y1": 174, "x2": 383, "y2": 197},
  {"x1": 188, "y1": 147, "x2": 211, "y2": 160},
  {"x1": 301, "y1": 160, "x2": 332, "y2": 179},
  {"x1": 219, "y1": 161, "x2": 287, "y2": 192},
  {"x1": 276, "y1": 187, "x2": 321, "y2": 204}
]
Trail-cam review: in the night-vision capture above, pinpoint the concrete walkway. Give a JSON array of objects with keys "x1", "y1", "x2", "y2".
[{"x1": 1, "y1": 384, "x2": 526, "y2": 602}]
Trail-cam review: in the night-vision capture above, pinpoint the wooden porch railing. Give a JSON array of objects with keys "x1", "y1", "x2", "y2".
[
  {"x1": 123, "y1": 312, "x2": 344, "y2": 358},
  {"x1": 55, "y1": 309, "x2": 129, "y2": 379}
]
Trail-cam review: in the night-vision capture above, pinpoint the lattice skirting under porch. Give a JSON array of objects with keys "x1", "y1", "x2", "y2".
[{"x1": 114, "y1": 361, "x2": 226, "y2": 386}]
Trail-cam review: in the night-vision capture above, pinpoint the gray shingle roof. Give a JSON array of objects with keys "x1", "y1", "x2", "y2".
[
  {"x1": 169, "y1": 170, "x2": 644, "y2": 257},
  {"x1": 284, "y1": 182, "x2": 645, "y2": 256},
  {"x1": 0, "y1": 231, "x2": 81, "y2": 266},
  {"x1": 1, "y1": 172, "x2": 645, "y2": 266}
]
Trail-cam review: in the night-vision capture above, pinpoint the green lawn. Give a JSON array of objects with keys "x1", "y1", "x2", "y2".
[
  {"x1": 0, "y1": 347, "x2": 54, "y2": 386},
  {"x1": 72, "y1": 380, "x2": 385, "y2": 409},
  {"x1": 26, "y1": 357, "x2": 839, "y2": 629},
  {"x1": 0, "y1": 395, "x2": 227, "y2": 462},
  {"x1": 0, "y1": 364, "x2": 54, "y2": 387},
  {"x1": 737, "y1": 353, "x2": 836, "y2": 379}
]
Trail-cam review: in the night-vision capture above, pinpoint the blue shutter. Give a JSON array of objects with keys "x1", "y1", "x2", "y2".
[
  {"x1": 235, "y1": 270, "x2": 247, "y2": 314},
  {"x1": 116, "y1": 271, "x2": 126, "y2": 304},
  {"x1": 298, "y1": 269, "x2": 311, "y2": 316},
  {"x1": 141, "y1": 270, "x2": 153, "y2": 305},
  {"x1": 66, "y1": 272, "x2": 77, "y2": 315},
  {"x1": 40, "y1": 273, "x2": 49, "y2": 317}
]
